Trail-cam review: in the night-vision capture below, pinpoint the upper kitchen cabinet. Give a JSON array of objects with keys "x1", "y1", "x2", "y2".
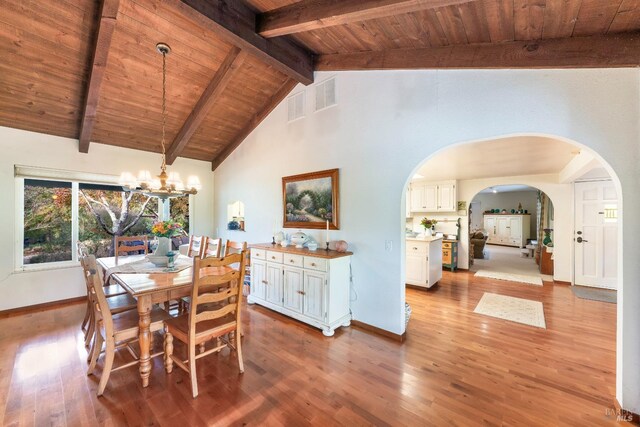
[{"x1": 410, "y1": 180, "x2": 457, "y2": 212}]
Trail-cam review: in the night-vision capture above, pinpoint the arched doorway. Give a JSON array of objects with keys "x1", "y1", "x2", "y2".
[{"x1": 400, "y1": 133, "x2": 624, "y2": 406}]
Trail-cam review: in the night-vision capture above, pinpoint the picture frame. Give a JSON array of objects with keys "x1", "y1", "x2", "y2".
[{"x1": 282, "y1": 168, "x2": 339, "y2": 230}]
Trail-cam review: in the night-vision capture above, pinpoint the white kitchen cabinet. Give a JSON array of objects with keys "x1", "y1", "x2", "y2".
[
  {"x1": 405, "y1": 237, "x2": 443, "y2": 288},
  {"x1": 484, "y1": 214, "x2": 531, "y2": 248},
  {"x1": 410, "y1": 180, "x2": 456, "y2": 213},
  {"x1": 249, "y1": 245, "x2": 352, "y2": 337}
]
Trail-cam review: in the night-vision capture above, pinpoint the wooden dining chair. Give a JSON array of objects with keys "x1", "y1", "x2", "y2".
[
  {"x1": 224, "y1": 240, "x2": 247, "y2": 256},
  {"x1": 202, "y1": 237, "x2": 222, "y2": 258},
  {"x1": 80, "y1": 256, "x2": 138, "y2": 352},
  {"x1": 163, "y1": 251, "x2": 247, "y2": 398},
  {"x1": 79, "y1": 243, "x2": 128, "y2": 337},
  {"x1": 114, "y1": 235, "x2": 148, "y2": 262},
  {"x1": 186, "y1": 235, "x2": 206, "y2": 258},
  {"x1": 82, "y1": 255, "x2": 170, "y2": 396}
]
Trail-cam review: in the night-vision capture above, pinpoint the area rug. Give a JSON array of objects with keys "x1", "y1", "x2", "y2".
[
  {"x1": 474, "y1": 293, "x2": 546, "y2": 329},
  {"x1": 474, "y1": 270, "x2": 543, "y2": 286},
  {"x1": 572, "y1": 286, "x2": 617, "y2": 304}
]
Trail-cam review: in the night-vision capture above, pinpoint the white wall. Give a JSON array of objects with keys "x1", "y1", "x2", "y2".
[
  {"x1": 0, "y1": 126, "x2": 215, "y2": 311},
  {"x1": 213, "y1": 69, "x2": 640, "y2": 412},
  {"x1": 471, "y1": 190, "x2": 538, "y2": 236}
]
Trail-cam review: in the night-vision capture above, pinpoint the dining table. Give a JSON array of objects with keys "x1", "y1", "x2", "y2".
[{"x1": 96, "y1": 254, "x2": 236, "y2": 388}]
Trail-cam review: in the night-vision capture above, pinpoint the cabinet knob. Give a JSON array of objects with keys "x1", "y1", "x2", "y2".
[
  {"x1": 413, "y1": 247, "x2": 418, "y2": 250},
  {"x1": 311, "y1": 263, "x2": 316, "y2": 266},
  {"x1": 289, "y1": 259, "x2": 294, "y2": 263},
  {"x1": 297, "y1": 290, "x2": 306, "y2": 295},
  {"x1": 271, "y1": 256, "x2": 276, "y2": 259},
  {"x1": 262, "y1": 280, "x2": 268, "y2": 285}
]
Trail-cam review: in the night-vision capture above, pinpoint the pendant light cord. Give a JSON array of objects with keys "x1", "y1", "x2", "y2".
[{"x1": 161, "y1": 49, "x2": 167, "y2": 172}]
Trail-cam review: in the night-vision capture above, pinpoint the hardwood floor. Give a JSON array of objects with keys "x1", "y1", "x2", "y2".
[{"x1": 0, "y1": 271, "x2": 624, "y2": 426}]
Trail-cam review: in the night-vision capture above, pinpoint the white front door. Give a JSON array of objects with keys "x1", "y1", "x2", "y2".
[{"x1": 574, "y1": 181, "x2": 618, "y2": 289}]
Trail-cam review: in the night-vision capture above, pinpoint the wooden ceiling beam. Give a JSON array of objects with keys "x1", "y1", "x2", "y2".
[
  {"x1": 176, "y1": 0, "x2": 314, "y2": 85},
  {"x1": 166, "y1": 47, "x2": 246, "y2": 165},
  {"x1": 257, "y1": 0, "x2": 475, "y2": 38},
  {"x1": 78, "y1": 0, "x2": 120, "y2": 153},
  {"x1": 211, "y1": 79, "x2": 298, "y2": 171},
  {"x1": 316, "y1": 32, "x2": 640, "y2": 70}
]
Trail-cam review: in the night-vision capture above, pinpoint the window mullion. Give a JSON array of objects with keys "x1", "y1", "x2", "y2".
[
  {"x1": 71, "y1": 182, "x2": 79, "y2": 263},
  {"x1": 15, "y1": 178, "x2": 24, "y2": 271}
]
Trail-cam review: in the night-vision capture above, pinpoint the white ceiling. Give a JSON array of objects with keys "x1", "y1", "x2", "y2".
[
  {"x1": 413, "y1": 136, "x2": 579, "y2": 181},
  {"x1": 478, "y1": 184, "x2": 537, "y2": 193}
]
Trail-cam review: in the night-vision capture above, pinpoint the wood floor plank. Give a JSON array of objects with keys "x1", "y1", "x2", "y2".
[{"x1": 0, "y1": 271, "x2": 621, "y2": 425}]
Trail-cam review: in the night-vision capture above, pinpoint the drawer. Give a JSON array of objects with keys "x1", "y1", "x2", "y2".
[
  {"x1": 442, "y1": 242, "x2": 452, "y2": 249},
  {"x1": 304, "y1": 256, "x2": 326, "y2": 272},
  {"x1": 251, "y1": 249, "x2": 266, "y2": 260},
  {"x1": 406, "y1": 243, "x2": 427, "y2": 255},
  {"x1": 283, "y1": 254, "x2": 303, "y2": 268},
  {"x1": 266, "y1": 250, "x2": 283, "y2": 264}
]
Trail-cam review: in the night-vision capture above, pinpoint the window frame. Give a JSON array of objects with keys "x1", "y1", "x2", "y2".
[{"x1": 14, "y1": 168, "x2": 193, "y2": 272}]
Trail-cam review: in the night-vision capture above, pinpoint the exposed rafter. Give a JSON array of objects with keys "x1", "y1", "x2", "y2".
[
  {"x1": 257, "y1": 0, "x2": 474, "y2": 38},
  {"x1": 78, "y1": 0, "x2": 120, "y2": 153},
  {"x1": 212, "y1": 79, "x2": 298, "y2": 171},
  {"x1": 176, "y1": 0, "x2": 314, "y2": 85},
  {"x1": 316, "y1": 32, "x2": 640, "y2": 70},
  {"x1": 166, "y1": 47, "x2": 246, "y2": 165}
]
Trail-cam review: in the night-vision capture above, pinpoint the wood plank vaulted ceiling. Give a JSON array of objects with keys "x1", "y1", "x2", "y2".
[{"x1": 1, "y1": 0, "x2": 639, "y2": 170}]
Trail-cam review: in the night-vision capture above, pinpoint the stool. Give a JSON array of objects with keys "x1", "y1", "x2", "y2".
[{"x1": 520, "y1": 248, "x2": 530, "y2": 258}]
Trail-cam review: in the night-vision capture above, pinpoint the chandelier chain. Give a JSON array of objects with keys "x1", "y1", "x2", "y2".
[{"x1": 161, "y1": 47, "x2": 167, "y2": 172}]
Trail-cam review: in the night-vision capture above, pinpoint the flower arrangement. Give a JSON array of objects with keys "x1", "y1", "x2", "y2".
[
  {"x1": 420, "y1": 217, "x2": 438, "y2": 230},
  {"x1": 151, "y1": 220, "x2": 183, "y2": 238}
]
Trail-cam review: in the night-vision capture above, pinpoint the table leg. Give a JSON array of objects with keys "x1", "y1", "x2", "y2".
[{"x1": 138, "y1": 296, "x2": 152, "y2": 388}]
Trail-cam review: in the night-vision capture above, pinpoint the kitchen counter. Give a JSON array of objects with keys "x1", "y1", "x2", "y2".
[{"x1": 406, "y1": 236, "x2": 443, "y2": 242}]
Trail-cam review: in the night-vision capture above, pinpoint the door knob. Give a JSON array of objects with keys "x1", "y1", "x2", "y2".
[{"x1": 577, "y1": 237, "x2": 588, "y2": 243}]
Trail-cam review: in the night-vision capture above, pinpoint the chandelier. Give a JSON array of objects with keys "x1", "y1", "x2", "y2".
[{"x1": 119, "y1": 43, "x2": 201, "y2": 200}]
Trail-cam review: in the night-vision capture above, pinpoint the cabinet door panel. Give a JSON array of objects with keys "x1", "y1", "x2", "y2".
[
  {"x1": 266, "y1": 263, "x2": 283, "y2": 305},
  {"x1": 496, "y1": 217, "x2": 509, "y2": 238},
  {"x1": 508, "y1": 217, "x2": 522, "y2": 239},
  {"x1": 410, "y1": 184, "x2": 424, "y2": 211},
  {"x1": 283, "y1": 267, "x2": 303, "y2": 313},
  {"x1": 406, "y1": 253, "x2": 426, "y2": 285},
  {"x1": 303, "y1": 271, "x2": 325, "y2": 321},
  {"x1": 424, "y1": 185, "x2": 438, "y2": 211},
  {"x1": 438, "y1": 183, "x2": 456, "y2": 211},
  {"x1": 251, "y1": 261, "x2": 266, "y2": 300}
]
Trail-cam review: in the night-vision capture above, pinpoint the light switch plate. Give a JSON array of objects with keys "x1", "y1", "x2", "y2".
[{"x1": 385, "y1": 240, "x2": 393, "y2": 251}]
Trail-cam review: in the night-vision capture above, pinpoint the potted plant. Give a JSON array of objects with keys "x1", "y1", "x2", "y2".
[
  {"x1": 151, "y1": 220, "x2": 183, "y2": 257},
  {"x1": 420, "y1": 217, "x2": 438, "y2": 236}
]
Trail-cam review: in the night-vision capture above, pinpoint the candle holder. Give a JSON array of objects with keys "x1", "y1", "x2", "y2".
[
  {"x1": 325, "y1": 242, "x2": 330, "y2": 251},
  {"x1": 272, "y1": 236, "x2": 276, "y2": 245}
]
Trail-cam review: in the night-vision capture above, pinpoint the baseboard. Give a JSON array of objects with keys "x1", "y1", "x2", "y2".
[
  {"x1": 351, "y1": 320, "x2": 406, "y2": 343},
  {"x1": 0, "y1": 296, "x2": 85, "y2": 318},
  {"x1": 554, "y1": 280, "x2": 571, "y2": 286},
  {"x1": 614, "y1": 399, "x2": 640, "y2": 423}
]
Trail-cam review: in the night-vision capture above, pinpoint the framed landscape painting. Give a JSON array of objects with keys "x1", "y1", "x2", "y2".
[{"x1": 282, "y1": 168, "x2": 339, "y2": 230}]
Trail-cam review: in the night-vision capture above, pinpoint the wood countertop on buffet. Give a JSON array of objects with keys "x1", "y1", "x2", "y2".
[{"x1": 249, "y1": 243, "x2": 353, "y2": 259}]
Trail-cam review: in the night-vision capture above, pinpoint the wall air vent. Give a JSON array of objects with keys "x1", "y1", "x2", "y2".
[
  {"x1": 315, "y1": 77, "x2": 336, "y2": 112},
  {"x1": 287, "y1": 91, "x2": 305, "y2": 122}
]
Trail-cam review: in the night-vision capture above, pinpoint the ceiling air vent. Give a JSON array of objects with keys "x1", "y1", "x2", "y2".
[
  {"x1": 315, "y1": 77, "x2": 336, "y2": 112},
  {"x1": 287, "y1": 91, "x2": 305, "y2": 122}
]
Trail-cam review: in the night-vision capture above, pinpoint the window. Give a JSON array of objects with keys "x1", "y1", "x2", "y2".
[
  {"x1": 170, "y1": 196, "x2": 190, "y2": 234},
  {"x1": 79, "y1": 183, "x2": 158, "y2": 257},
  {"x1": 17, "y1": 167, "x2": 192, "y2": 270},
  {"x1": 23, "y1": 179, "x2": 72, "y2": 265}
]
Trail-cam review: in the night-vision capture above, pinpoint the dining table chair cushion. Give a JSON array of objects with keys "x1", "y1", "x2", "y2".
[{"x1": 164, "y1": 313, "x2": 236, "y2": 343}]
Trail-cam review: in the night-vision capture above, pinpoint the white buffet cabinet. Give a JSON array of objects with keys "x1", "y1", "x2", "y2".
[
  {"x1": 248, "y1": 244, "x2": 353, "y2": 337},
  {"x1": 406, "y1": 236, "x2": 443, "y2": 288},
  {"x1": 484, "y1": 214, "x2": 531, "y2": 248}
]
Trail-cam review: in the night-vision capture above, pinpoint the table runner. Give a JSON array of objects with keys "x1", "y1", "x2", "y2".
[{"x1": 104, "y1": 255, "x2": 192, "y2": 283}]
